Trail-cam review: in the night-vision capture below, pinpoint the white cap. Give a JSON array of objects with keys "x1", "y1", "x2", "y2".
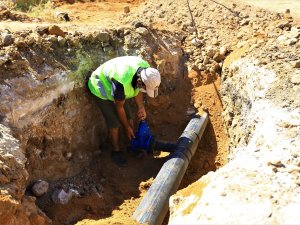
[{"x1": 140, "y1": 68, "x2": 161, "y2": 98}]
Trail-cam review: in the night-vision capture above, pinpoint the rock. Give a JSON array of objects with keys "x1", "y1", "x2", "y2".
[
  {"x1": 15, "y1": 37, "x2": 27, "y2": 48},
  {"x1": 35, "y1": 26, "x2": 48, "y2": 36},
  {"x1": 268, "y1": 159, "x2": 284, "y2": 167},
  {"x1": 48, "y1": 25, "x2": 65, "y2": 37},
  {"x1": 291, "y1": 74, "x2": 300, "y2": 84},
  {"x1": 2, "y1": 33, "x2": 13, "y2": 46},
  {"x1": 219, "y1": 46, "x2": 228, "y2": 57},
  {"x1": 240, "y1": 19, "x2": 250, "y2": 26},
  {"x1": 206, "y1": 47, "x2": 216, "y2": 58},
  {"x1": 191, "y1": 38, "x2": 203, "y2": 47},
  {"x1": 168, "y1": 18, "x2": 175, "y2": 24},
  {"x1": 0, "y1": 54, "x2": 9, "y2": 66},
  {"x1": 51, "y1": 189, "x2": 79, "y2": 204},
  {"x1": 136, "y1": 27, "x2": 149, "y2": 36},
  {"x1": 286, "y1": 38, "x2": 298, "y2": 45},
  {"x1": 57, "y1": 36, "x2": 66, "y2": 47},
  {"x1": 134, "y1": 21, "x2": 145, "y2": 28},
  {"x1": 212, "y1": 38, "x2": 219, "y2": 45},
  {"x1": 203, "y1": 56, "x2": 210, "y2": 65},
  {"x1": 276, "y1": 21, "x2": 291, "y2": 30},
  {"x1": 213, "y1": 53, "x2": 225, "y2": 62},
  {"x1": 124, "y1": 6, "x2": 130, "y2": 13},
  {"x1": 31, "y1": 180, "x2": 49, "y2": 197},
  {"x1": 55, "y1": 12, "x2": 70, "y2": 21},
  {"x1": 293, "y1": 61, "x2": 300, "y2": 68},
  {"x1": 66, "y1": 152, "x2": 72, "y2": 158},
  {"x1": 287, "y1": 27, "x2": 300, "y2": 38},
  {"x1": 46, "y1": 35, "x2": 57, "y2": 43},
  {"x1": 96, "y1": 31, "x2": 110, "y2": 42},
  {"x1": 198, "y1": 63, "x2": 206, "y2": 71},
  {"x1": 211, "y1": 62, "x2": 221, "y2": 73}
]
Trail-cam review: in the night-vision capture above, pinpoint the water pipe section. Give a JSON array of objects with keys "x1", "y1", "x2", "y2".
[{"x1": 132, "y1": 112, "x2": 209, "y2": 225}]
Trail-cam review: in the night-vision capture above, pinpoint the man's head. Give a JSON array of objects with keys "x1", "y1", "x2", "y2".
[{"x1": 140, "y1": 68, "x2": 161, "y2": 98}]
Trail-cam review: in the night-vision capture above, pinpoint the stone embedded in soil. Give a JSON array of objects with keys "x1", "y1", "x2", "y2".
[
  {"x1": 95, "y1": 31, "x2": 110, "y2": 42},
  {"x1": 291, "y1": 73, "x2": 300, "y2": 84},
  {"x1": 191, "y1": 38, "x2": 203, "y2": 47},
  {"x1": 35, "y1": 26, "x2": 49, "y2": 36},
  {"x1": 213, "y1": 52, "x2": 225, "y2": 63},
  {"x1": 206, "y1": 46, "x2": 216, "y2": 58},
  {"x1": 51, "y1": 189, "x2": 79, "y2": 204},
  {"x1": 2, "y1": 33, "x2": 13, "y2": 46},
  {"x1": 294, "y1": 61, "x2": 300, "y2": 68},
  {"x1": 286, "y1": 38, "x2": 298, "y2": 45},
  {"x1": 124, "y1": 6, "x2": 130, "y2": 13},
  {"x1": 136, "y1": 27, "x2": 149, "y2": 36},
  {"x1": 48, "y1": 25, "x2": 65, "y2": 37},
  {"x1": 57, "y1": 36, "x2": 66, "y2": 47},
  {"x1": 219, "y1": 46, "x2": 228, "y2": 57},
  {"x1": 31, "y1": 180, "x2": 49, "y2": 197}
]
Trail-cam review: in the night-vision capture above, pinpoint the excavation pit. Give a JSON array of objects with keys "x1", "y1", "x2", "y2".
[
  {"x1": 0, "y1": 28, "x2": 228, "y2": 223},
  {"x1": 21, "y1": 65, "x2": 228, "y2": 225}
]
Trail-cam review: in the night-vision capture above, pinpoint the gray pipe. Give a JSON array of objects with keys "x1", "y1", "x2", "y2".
[{"x1": 132, "y1": 112, "x2": 209, "y2": 225}]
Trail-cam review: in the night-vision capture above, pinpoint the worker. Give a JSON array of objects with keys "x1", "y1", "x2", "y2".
[{"x1": 88, "y1": 56, "x2": 161, "y2": 167}]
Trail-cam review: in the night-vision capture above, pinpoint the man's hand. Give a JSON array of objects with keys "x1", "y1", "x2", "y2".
[
  {"x1": 137, "y1": 106, "x2": 146, "y2": 121},
  {"x1": 126, "y1": 126, "x2": 135, "y2": 140}
]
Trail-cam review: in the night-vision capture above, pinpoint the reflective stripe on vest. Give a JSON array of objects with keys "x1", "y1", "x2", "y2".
[{"x1": 97, "y1": 76, "x2": 108, "y2": 99}]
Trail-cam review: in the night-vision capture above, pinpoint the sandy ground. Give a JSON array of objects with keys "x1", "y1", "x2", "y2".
[{"x1": 239, "y1": 0, "x2": 300, "y2": 19}]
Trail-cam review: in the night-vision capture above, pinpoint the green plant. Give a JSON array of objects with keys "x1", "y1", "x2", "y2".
[
  {"x1": 15, "y1": 0, "x2": 48, "y2": 12},
  {"x1": 68, "y1": 51, "x2": 95, "y2": 83}
]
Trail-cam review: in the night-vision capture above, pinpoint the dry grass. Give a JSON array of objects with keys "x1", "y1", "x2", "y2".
[
  {"x1": 14, "y1": 0, "x2": 48, "y2": 11},
  {"x1": 27, "y1": 1, "x2": 60, "y2": 22}
]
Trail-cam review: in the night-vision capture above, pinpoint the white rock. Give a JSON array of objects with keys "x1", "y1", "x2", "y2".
[
  {"x1": 286, "y1": 38, "x2": 298, "y2": 45},
  {"x1": 291, "y1": 74, "x2": 300, "y2": 84},
  {"x1": 277, "y1": 35, "x2": 288, "y2": 42},
  {"x1": 136, "y1": 27, "x2": 149, "y2": 36},
  {"x1": 219, "y1": 46, "x2": 227, "y2": 57},
  {"x1": 52, "y1": 188, "x2": 79, "y2": 204},
  {"x1": 31, "y1": 180, "x2": 49, "y2": 197},
  {"x1": 191, "y1": 38, "x2": 203, "y2": 47}
]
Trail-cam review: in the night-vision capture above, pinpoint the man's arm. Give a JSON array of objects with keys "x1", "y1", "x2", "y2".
[
  {"x1": 114, "y1": 100, "x2": 135, "y2": 140},
  {"x1": 135, "y1": 92, "x2": 146, "y2": 121}
]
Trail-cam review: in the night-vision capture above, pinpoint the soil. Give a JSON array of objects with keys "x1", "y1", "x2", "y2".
[
  {"x1": 35, "y1": 142, "x2": 166, "y2": 225},
  {"x1": 3, "y1": 0, "x2": 297, "y2": 224}
]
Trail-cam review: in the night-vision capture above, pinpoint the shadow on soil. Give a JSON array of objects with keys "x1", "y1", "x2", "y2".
[{"x1": 35, "y1": 143, "x2": 167, "y2": 225}]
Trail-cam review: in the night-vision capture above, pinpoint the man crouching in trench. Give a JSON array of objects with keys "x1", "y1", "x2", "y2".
[{"x1": 88, "y1": 56, "x2": 161, "y2": 167}]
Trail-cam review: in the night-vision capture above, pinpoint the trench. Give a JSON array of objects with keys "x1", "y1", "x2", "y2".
[
  {"x1": 0, "y1": 26, "x2": 229, "y2": 225},
  {"x1": 32, "y1": 65, "x2": 227, "y2": 225}
]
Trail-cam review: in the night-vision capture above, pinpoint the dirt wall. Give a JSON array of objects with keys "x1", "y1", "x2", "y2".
[
  {"x1": 0, "y1": 21, "x2": 189, "y2": 224},
  {"x1": 169, "y1": 14, "x2": 300, "y2": 225}
]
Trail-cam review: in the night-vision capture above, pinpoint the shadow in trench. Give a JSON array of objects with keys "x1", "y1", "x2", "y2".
[
  {"x1": 35, "y1": 141, "x2": 169, "y2": 225},
  {"x1": 179, "y1": 118, "x2": 218, "y2": 189}
]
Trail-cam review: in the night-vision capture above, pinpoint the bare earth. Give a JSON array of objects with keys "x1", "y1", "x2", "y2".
[
  {"x1": 240, "y1": 0, "x2": 300, "y2": 19},
  {"x1": 1, "y1": 0, "x2": 299, "y2": 225}
]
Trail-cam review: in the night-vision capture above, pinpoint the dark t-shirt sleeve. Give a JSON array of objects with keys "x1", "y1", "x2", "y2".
[{"x1": 111, "y1": 79, "x2": 125, "y2": 101}]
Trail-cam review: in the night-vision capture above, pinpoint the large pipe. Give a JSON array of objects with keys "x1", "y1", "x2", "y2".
[{"x1": 132, "y1": 112, "x2": 209, "y2": 225}]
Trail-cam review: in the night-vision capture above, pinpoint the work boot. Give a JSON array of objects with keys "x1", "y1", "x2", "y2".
[{"x1": 111, "y1": 151, "x2": 127, "y2": 167}]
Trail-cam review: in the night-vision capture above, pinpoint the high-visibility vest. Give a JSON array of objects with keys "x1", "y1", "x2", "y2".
[{"x1": 88, "y1": 56, "x2": 150, "y2": 101}]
